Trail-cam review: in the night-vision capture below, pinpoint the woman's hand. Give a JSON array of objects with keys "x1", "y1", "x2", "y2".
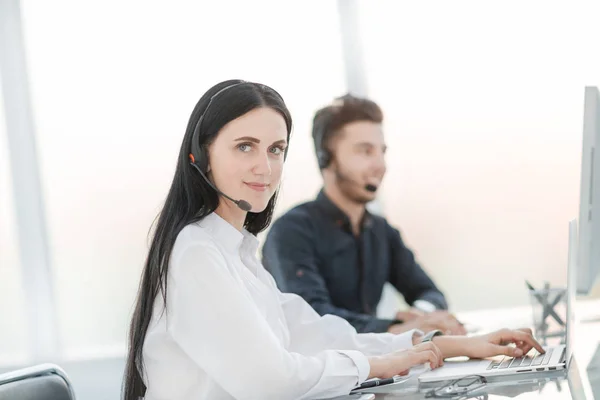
[
  {"x1": 431, "y1": 328, "x2": 546, "y2": 359},
  {"x1": 367, "y1": 342, "x2": 444, "y2": 379},
  {"x1": 463, "y1": 328, "x2": 545, "y2": 359},
  {"x1": 369, "y1": 328, "x2": 545, "y2": 380}
]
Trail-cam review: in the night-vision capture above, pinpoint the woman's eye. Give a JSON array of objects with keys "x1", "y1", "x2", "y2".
[
  {"x1": 270, "y1": 146, "x2": 286, "y2": 155},
  {"x1": 237, "y1": 143, "x2": 252, "y2": 152}
]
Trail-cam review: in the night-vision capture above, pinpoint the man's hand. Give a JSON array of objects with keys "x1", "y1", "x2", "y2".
[
  {"x1": 395, "y1": 308, "x2": 425, "y2": 322},
  {"x1": 388, "y1": 311, "x2": 467, "y2": 335}
]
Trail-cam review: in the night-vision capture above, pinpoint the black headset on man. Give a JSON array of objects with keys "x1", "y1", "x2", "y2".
[{"x1": 312, "y1": 95, "x2": 378, "y2": 193}]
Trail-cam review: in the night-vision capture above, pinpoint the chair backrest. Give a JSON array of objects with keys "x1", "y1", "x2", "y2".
[{"x1": 0, "y1": 364, "x2": 75, "y2": 400}]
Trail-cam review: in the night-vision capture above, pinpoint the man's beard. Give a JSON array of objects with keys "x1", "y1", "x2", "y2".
[{"x1": 335, "y1": 169, "x2": 372, "y2": 205}]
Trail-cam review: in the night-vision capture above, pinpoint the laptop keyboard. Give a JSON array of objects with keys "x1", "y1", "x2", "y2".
[{"x1": 487, "y1": 348, "x2": 554, "y2": 370}]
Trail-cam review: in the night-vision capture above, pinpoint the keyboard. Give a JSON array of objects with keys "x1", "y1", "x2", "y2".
[{"x1": 487, "y1": 348, "x2": 554, "y2": 370}]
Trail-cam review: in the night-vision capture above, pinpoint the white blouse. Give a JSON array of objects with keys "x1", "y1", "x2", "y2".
[{"x1": 142, "y1": 212, "x2": 418, "y2": 400}]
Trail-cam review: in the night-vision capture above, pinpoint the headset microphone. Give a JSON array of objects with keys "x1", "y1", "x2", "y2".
[
  {"x1": 364, "y1": 184, "x2": 377, "y2": 193},
  {"x1": 189, "y1": 160, "x2": 253, "y2": 212},
  {"x1": 188, "y1": 82, "x2": 255, "y2": 212},
  {"x1": 335, "y1": 168, "x2": 379, "y2": 193}
]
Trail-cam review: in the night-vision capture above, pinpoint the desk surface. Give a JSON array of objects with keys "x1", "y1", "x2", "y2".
[{"x1": 335, "y1": 299, "x2": 600, "y2": 400}]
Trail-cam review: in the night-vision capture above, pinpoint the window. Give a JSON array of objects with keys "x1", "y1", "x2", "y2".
[{"x1": 0, "y1": 84, "x2": 28, "y2": 366}]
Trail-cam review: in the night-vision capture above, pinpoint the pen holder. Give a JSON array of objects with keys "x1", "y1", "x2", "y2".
[{"x1": 528, "y1": 284, "x2": 567, "y2": 346}]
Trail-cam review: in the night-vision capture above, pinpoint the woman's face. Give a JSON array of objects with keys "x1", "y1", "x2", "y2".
[{"x1": 208, "y1": 107, "x2": 288, "y2": 213}]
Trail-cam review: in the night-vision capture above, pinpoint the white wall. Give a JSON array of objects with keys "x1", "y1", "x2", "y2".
[{"x1": 358, "y1": 0, "x2": 600, "y2": 312}]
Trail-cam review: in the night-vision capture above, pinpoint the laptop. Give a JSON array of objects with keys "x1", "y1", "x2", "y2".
[{"x1": 419, "y1": 219, "x2": 577, "y2": 383}]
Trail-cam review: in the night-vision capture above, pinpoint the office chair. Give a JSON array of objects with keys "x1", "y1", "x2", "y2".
[{"x1": 0, "y1": 363, "x2": 76, "y2": 400}]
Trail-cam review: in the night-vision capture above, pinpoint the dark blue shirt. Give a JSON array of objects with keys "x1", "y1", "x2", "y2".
[{"x1": 262, "y1": 190, "x2": 448, "y2": 333}]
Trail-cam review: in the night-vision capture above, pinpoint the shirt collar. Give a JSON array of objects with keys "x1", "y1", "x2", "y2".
[
  {"x1": 315, "y1": 189, "x2": 374, "y2": 232},
  {"x1": 197, "y1": 212, "x2": 259, "y2": 255}
]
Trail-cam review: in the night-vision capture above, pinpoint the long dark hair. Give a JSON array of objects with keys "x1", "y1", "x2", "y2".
[{"x1": 122, "y1": 79, "x2": 292, "y2": 399}]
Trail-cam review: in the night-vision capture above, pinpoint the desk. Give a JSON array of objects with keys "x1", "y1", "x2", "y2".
[{"x1": 335, "y1": 299, "x2": 600, "y2": 400}]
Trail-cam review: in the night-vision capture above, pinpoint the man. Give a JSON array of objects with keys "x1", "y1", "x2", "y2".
[{"x1": 263, "y1": 94, "x2": 466, "y2": 335}]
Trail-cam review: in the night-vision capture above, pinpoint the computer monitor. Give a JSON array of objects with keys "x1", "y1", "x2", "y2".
[{"x1": 577, "y1": 86, "x2": 600, "y2": 295}]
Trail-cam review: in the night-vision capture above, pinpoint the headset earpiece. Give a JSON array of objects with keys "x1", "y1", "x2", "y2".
[
  {"x1": 317, "y1": 149, "x2": 331, "y2": 169},
  {"x1": 188, "y1": 81, "x2": 254, "y2": 212}
]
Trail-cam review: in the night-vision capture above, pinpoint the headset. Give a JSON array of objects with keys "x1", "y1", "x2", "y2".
[
  {"x1": 188, "y1": 81, "x2": 253, "y2": 211},
  {"x1": 312, "y1": 96, "x2": 377, "y2": 193}
]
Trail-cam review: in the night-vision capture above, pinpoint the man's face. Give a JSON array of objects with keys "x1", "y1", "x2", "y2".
[{"x1": 329, "y1": 120, "x2": 387, "y2": 204}]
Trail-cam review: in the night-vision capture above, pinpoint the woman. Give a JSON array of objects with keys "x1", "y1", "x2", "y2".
[{"x1": 123, "y1": 79, "x2": 544, "y2": 400}]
